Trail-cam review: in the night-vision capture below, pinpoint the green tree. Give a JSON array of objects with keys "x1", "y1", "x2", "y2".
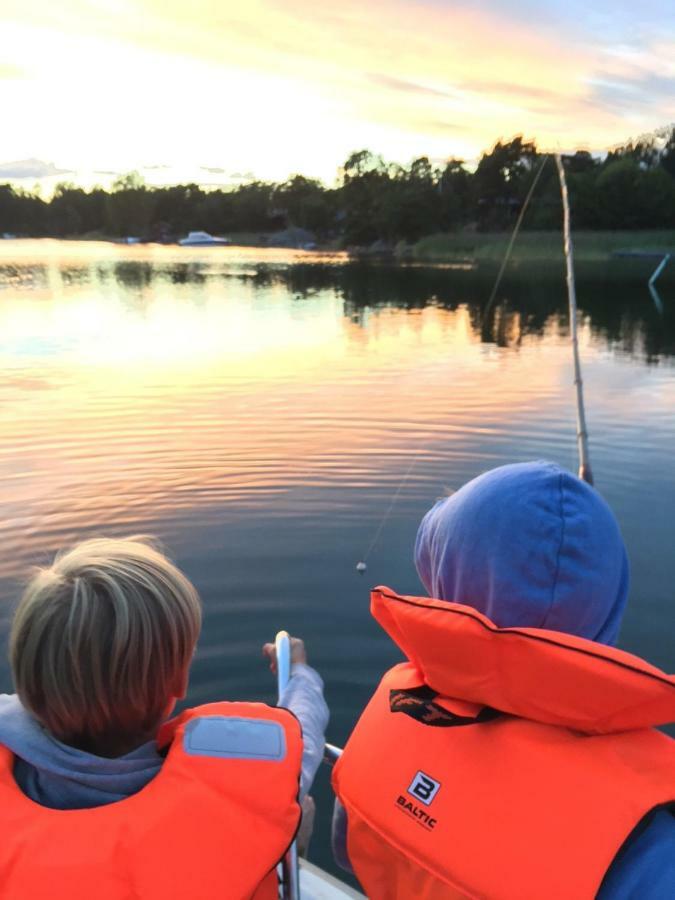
[
  {"x1": 48, "y1": 183, "x2": 107, "y2": 236},
  {"x1": 591, "y1": 159, "x2": 675, "y2": 228},
  {"x1": 0, "y1": 184, "x2": 49, "y2": 235},
  {"x1": 381, "y1": 157, "x2": 441, "y2": 242},
  {"x1": 473, "y1": 136, "x2": 539, "y2": 230},
  {"x1": 153, "y1": 184, "x2": 205, "y2": 232},
  {"x1": 230, "y1": 182, "x2": 276, "y2": 231},
  {"x1": 438, "y1": 159, "x2": 471, "y2": 229},
  {"x1": 274, "y1": 175, "x2": 335, "y2": 234},
  {"x1": 638, "y1": 167, "x2": 675, "y2": 227},
  {"x1": 661, "y1": 127, "x2": 675, "y2": 179},
  {"x1": 104, "y1": 173, "x2": 157, "y2": 236},
  {"x1": 340, "y1": 150, "x2": 390, "y2": 245}
]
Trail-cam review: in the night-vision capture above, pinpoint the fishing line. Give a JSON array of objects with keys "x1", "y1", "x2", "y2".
[
  {"x1": 355, "y1": 151, "x2": 591, "y2": 572},
  {"x1": 481, "y1": 153, "x2": 550, "y2": 326},
  {"x1": 356, "y1": 386, "x2": 464, "y2": 571},
  {"x1": 356, "y1": 452, "x2": 421, "y2": 572}
]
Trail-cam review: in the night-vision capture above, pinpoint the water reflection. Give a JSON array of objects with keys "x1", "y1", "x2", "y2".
[
  {"x1": 0, "y1": 245, "x2": 673, "y2": 589},
  {"x1": 3, "y1": 243, "x2": 672, "y2": 361},
  {"x1": 0, "y1": 241, "x2": 673, "y2": 874},
  {"x1": 243, "y1": 260, "x2": 675, "y2": 361}
]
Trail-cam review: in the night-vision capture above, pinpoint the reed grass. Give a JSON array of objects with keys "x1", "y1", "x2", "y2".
[{"x1": 413, "y1": 230, "x2": 675, "y2": 264}]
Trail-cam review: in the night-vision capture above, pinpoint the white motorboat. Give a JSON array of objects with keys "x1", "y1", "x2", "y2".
[{"x1": 178, "y1": 230, "x2": 230, "y2": 246}]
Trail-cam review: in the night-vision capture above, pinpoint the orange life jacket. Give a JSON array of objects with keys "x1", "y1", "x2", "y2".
[
  {"x1": 0, "y1": 701, "x2": 302, "y2": 900},
  {"x1": 333, "y1": 587, "x2": 675, "y2": 900}
]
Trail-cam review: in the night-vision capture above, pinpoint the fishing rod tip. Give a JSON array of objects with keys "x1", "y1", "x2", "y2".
[{"x1": 356, "y1": 561, "x2": 367, "y2": 573}]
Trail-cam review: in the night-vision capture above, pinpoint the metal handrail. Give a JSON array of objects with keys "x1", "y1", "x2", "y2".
[
  {"x1": 324, "y1": 743, "x2": 343, "y2": 766},
  {"x1": 276, "y1": 631, "x2": 301, "y2": 900}
]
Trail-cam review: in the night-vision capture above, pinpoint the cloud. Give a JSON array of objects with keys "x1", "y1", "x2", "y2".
[
  {"x1": 587, "y1": 73, "x2": 675, "y2": 114},
  {"x1": 426, "y1": 121, "x2": 468, "y2": 136},
  {"x1": 461, "y1": 79, "x2": 560, "y2": 103},
  {"x1": 431, "y1": 0, "x2": 675, "y2": 45},
  {"x1": 0, "y1": 158, "x2": 74, "y2": 179},
  {"x1": 199, "y1": 167, "x2": 255, "y2": 181},
  {"x1": 2, "y1": 0, "x2": 674, "y2": 181},
  {"x1": 367, "y1": 73, "x2": 458, "y2": 100}
]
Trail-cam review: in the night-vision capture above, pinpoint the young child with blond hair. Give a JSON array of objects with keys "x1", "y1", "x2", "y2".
[{"x1": 0, "y1": 536, "x2": 328, "y2": 896}]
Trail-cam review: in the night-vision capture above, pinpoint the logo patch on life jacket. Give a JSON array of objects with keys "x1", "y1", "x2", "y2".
[
  {"x1": 390, "y1": 685, "x2": 500, "y2": 727},
  {"x1": 394, "y1": 770, "x2": 442, "y2": 831},
  {"x1": 408, "y1": 770, "x2": 441, "y2": 806},
  {"x1": 395, "y1": 794, "x2": 438, "y2": 830}
]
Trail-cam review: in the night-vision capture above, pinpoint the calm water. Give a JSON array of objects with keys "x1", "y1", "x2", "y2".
[{"x1": 0, "y1": 240, "x2": 674, "y2": 873}]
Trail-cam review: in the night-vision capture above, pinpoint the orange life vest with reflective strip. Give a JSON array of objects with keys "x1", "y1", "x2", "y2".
[
  {"x1": 333, "y1": 587, "x2": 675, "y2": 900},
  {"x1": 0, "y1": 701, "x2": 302, "y2": 900}
]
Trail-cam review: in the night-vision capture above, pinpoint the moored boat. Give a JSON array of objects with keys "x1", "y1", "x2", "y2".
[{"x1": 178, "y1": 230, "x2": 230, "y2": 246}]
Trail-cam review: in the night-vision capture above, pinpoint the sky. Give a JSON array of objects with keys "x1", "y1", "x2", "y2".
[{"x1": 1, "y1": 0, "x2": 674, "y2": 190}]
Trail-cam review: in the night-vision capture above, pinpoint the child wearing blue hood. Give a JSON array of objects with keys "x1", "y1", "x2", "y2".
[{"x1": 333, "y1": 461, "x2": 675, "y2": 898}]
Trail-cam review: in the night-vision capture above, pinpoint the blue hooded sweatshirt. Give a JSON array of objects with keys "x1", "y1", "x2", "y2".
[
  {"x1": 414, "y1": 460, "x2": 630, "y2": 644},
  {"x1": 413, "y1": 461, "x2": 675, "y2": 899},
  {"x1": 332, "y1": 461, "x2": 675, "y2": 896}
]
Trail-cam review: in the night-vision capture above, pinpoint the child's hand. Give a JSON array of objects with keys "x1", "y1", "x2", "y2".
[{"x1": 262, "y1": 636, "x2": 307, "y2": 675}]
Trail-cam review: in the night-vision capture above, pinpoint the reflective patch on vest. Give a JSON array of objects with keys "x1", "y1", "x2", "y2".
[{"x1": 183, "y1": 717, "x2": 287, "y2": 761}]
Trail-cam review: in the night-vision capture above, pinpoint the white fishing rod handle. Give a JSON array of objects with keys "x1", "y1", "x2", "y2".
[
  {"x1": 274, "y1": 630, "x2": 300, "y2": 900},
  {"x1": 275, "y1": 630, "x2": 292, "y2": 700}
]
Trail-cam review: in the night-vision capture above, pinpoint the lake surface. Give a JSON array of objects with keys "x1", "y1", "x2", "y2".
[{"x1": 0, "y1": 239, "x2": 673, "y2": 874}]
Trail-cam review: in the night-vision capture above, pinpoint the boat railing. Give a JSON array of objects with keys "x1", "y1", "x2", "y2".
[{"x1": 323, "y1": 743, "x2": 343, "y2": 766}]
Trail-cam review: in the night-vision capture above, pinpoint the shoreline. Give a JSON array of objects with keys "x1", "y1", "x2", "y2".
[
  {"x1": 410, "y1": 230, "x2": 675, "y2": 265},
  {"x1": 2, "y1": 230, "x2": 674, "y2": 277}
]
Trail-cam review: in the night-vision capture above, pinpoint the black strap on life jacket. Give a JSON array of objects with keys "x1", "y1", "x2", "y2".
[{"x1": 389, "y1": 684, "x2": 501, "y2": 728}]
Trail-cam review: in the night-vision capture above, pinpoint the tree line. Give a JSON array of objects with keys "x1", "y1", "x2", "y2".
[{"x1": 1, "y1": 128, "x2": 674, "y2": 245}]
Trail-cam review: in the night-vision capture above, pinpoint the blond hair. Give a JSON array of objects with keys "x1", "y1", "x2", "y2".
[{"x1": 10, "y1": 537, "x2": 201, "y2": 754}]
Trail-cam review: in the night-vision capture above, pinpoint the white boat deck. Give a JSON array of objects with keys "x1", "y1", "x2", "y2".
[{"x1": 299, "y1": 859, "x2": 365, "y2": 899}]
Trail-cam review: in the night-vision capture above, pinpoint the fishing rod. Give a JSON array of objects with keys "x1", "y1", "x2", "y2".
[{"x1": 554, "y1": 154, "x2": 593, "y2": 485}]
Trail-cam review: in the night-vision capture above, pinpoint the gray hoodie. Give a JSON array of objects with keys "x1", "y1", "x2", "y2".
[{"x1": 0, "y1": 663, "x2": 328, "y2": 809}]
